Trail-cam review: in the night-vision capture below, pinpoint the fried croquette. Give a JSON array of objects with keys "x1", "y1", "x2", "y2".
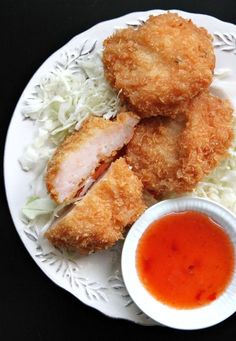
[
  {"x1": 103, "y1": 13, "x2": 215, "y2": 118},
  {"x1": 45, "y1": 158, "x2": 146, "y2": 254},
  {"x1": 125, "y1": 92, "x2": 233, "y2": 197},
  {"x1": 46, "y1": 112, "x2": 139, "y2": 204}
]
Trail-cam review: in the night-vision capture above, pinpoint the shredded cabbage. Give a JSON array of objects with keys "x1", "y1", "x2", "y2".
[
  {"x1": 214, "y1": 68, "x2": 231, "y2": 80},
  {"x1": 20, "y1": 50, "x2": 236, "y2": 234},
  {"x1": 22, "y1": 196, "x2": 56, "y2": 220},
  {"x1": 20, "y1": 51, "x2": 120, "y2": 223},
  {"x1": 19, "y1": 52, "x2": 120, "y2": 173},
  {"x1": 171, "y1": 112, "x2": 236, "y2": 213},
  {"x1": 189, "y1": 128, "x2": 236, "y2": 212}
]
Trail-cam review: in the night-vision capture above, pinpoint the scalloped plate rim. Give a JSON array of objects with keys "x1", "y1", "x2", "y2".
[{"x1": 3, "y1": 9, "x2": 236, "y2": 325}]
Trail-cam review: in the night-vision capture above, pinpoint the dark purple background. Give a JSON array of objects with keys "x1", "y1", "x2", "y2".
[{"x1": 1, "y1": 1, "x2": 236, "y2": 340}]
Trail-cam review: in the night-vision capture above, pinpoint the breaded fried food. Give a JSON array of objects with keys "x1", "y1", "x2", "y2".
[
  {"x1": 126, "y1": 115, "x2": 185, "y2": 195},
  {"x1": 103, "y1": 13, "x2": 215, "y2": 118},
  {"x1": 46, "y1": 112, "x2": 139, "y2": 204},
  {"x1": 45, "y1": 158, "x2": 146, "y2": 254},
  {"x1": 125, "y1": 92, "x2": 233, "y2": 197}
]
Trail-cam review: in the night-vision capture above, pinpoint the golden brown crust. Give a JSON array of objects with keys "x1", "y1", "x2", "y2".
[
  {"x1": 46, "y1": 112, "x2": 139, "y2": 203},
  {"x1": 178, "y1": 93, "x2": 233, "y2": 188},
  {"x1": 45, "y1": 158, "x2": 146, "y2": 253},
  {"x1": 103, "y1": 13, "x2": 215, "y2": 117},
  {"x1": 125, "y1": 92, "x2": 233, "y2": 196},
  {"x1": 46, "y1": 116, "x2": 111, "y2": 203}
]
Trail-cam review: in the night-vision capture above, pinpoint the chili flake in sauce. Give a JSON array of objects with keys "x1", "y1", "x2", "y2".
[{"x1": 136, "y1": 211, "x2": 234, "y2": 308}]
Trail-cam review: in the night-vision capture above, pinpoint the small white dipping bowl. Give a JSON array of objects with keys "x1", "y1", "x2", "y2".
[{"x1": 121, "y1": 197, "x2": 236, "y2": 330}]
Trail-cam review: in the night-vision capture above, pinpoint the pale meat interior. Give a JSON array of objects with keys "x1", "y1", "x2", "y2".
[{"x1": 47, "y1": 112, "x2": 139, "y2": 203}]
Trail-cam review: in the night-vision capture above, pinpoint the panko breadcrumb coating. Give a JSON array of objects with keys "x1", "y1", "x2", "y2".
[
  {"x1": 103, "y1": 13, "x2": 215, "y2": 118},
  {"x1": 125, "y1": 92, "x2": 233, "y2": 197},
  {"x1": 46, "y1": 112, "x2": 139, "y2": 204},
  {"x1": 45, "y1": 158, "x2": 146, "y2": 254}
]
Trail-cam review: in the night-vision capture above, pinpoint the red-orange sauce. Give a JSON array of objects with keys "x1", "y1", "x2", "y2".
[
  {"x1": 136, "y1": 211, "x2": 235, "y2": 309},
  {"x1": 92, "y1": 161, "x2": 111, "y2": 180}
]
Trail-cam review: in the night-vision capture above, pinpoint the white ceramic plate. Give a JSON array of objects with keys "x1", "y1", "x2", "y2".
[
  {"x1": 122, "y1": 198, "x2": 236, "y2": 329},
  {"x1": 4, "y1": 9, "x2": 236, "y2": 326}
]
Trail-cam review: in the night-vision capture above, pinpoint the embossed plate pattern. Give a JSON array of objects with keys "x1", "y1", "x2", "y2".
[{"x1": 4, "y1": 10, "x2": 236, "y2": 325}]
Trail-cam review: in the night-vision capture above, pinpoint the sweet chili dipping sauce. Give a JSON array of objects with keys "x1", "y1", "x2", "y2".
[{"x1": 136, "y1": 211, "x2": 235, "y2": 308}]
